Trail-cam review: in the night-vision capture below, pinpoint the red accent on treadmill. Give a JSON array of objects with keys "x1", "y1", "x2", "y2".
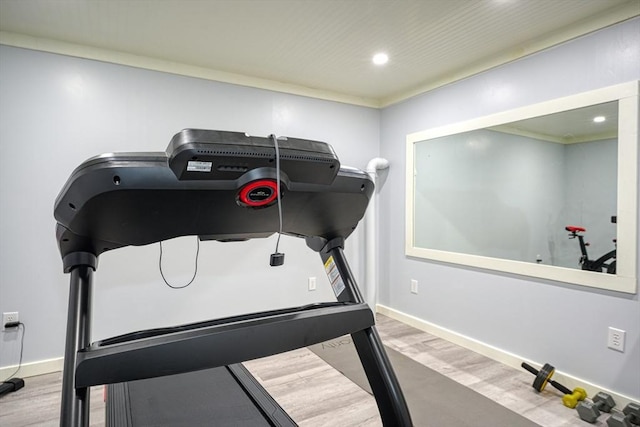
[
  {"x1": 565, "y1": 226, "x2": 586, "y2": 233},
  {"x1": 238, "y1": 180, "x2": 278, "y2": 207}
]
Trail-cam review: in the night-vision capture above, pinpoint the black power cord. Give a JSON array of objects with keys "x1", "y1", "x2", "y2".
[
  {"x1": 159, "y1": 238, "x2": 200, "y2": 289},
  {"x1": 269, "y1": 134, "x2": 285, "y2": 267},
  {"x1": 1, "y1": 322, "x2": 25, "y2": 397}
]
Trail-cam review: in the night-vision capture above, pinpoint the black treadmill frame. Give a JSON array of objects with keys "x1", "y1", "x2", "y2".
[
  {"x1": 56, "y1": 130, "x2": 412, "y2": 426},
  {"x1": 60, "y1": 246, "x2": 411, "y2": 426}
]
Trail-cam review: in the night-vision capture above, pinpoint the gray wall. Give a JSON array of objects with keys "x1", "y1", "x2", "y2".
[
  {"x1": 0, "y1": 45, "x2": 379, "y2": 366},
  {"x1": 379, "y1": 17, "x2": 640, "y2": 399}
]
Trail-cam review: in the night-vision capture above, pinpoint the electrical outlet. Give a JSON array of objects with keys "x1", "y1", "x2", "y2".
[
  {"x1": 2, "y1": 312, "x2": 19, "y2": 330},
  {"x1": 607, "y1": 327, "x2": 625, "y2": 352},
  {"x1": 308, "y1": 276, "x2": 317, "y2": 291},
  {"x1": 411, "y1": 279, "x2": 418, "y2": 294}
]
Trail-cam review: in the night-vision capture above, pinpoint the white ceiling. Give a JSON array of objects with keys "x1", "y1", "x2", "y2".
[{"x1": 1, "y1": 0, "x2": 638, "y2": 107}]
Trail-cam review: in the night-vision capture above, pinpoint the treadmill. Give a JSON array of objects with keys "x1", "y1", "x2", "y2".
[{"x1": 54, "y1": 129, "x2": 412, "y2": 426}]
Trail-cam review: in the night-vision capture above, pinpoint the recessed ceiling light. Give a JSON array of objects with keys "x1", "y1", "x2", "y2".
[
  {"x1": 593, "y1": 116, "x2": 606, "y2": 123},
  {"x1": 372, "y1": 53, "x2": 389, "y2": 65}
]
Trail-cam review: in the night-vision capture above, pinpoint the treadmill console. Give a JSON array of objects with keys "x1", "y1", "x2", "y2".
[
  {"x1": 167, "y1": 129, "x2": 340, "y2": 185},
  {"x1": 53, "y1": 129, "x2": 373, "y2": 261}
]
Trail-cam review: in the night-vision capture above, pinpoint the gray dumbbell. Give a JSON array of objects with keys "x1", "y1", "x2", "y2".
[
  {"x1": 577, "y1": 392, "x2": 616, "y2": 423},
  {"x1": 607, "y1": 402, "x2": 640, "y2": 427}
]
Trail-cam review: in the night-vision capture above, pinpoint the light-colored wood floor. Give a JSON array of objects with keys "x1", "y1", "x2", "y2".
[{"x1": 0, "y1": 315, "x2": 609, "y2": 426}]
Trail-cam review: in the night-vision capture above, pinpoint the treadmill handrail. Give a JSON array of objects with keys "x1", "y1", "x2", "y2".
[
  {"x1": 98, "y1": 302, "x2": 353, "y2": 346},
  {"x1": 75, "y1": 302, "x2": 374, "y2": 388}
]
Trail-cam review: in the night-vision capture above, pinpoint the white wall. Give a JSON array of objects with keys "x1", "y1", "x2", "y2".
[
  {"x1": 379, "y1": 17, "x2": 640, "y2": 400},
  {"x1": 0, "y1": 45, "x2": 379, "y2": 368}
]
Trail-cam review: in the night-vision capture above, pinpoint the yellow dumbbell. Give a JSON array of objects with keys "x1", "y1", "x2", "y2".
[{"x1": 562, "y1": 387, "x2": 587, "y2": 408}]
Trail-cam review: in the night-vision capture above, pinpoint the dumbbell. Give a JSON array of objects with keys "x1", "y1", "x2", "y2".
[
  {"x1": 577, "y1": 392, "x2": 616, "y2": 423},
  {"x1": 520, "y1": 362, "x2": 587, "y2": 408},
  {"x1": 607, "y1": 402, "x2": 640, "y2": 427},
  {"x1": 563, "y1": 388, "x2": 589, "y2": 409}
]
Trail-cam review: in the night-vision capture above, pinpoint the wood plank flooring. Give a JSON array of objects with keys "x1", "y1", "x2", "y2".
[{"x1": 0, "y1": 315, "x2": 608, "y2": 426}]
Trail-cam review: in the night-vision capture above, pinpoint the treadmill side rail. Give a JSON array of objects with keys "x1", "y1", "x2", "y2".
[{"x1": 227, "y1": 364, "x2": 297, "y2": 426}]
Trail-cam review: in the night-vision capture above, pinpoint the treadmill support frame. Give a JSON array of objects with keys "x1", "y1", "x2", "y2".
[
  {"x1": 321, "y1": 243, "x2": 412, "y2": 427},
  {"x1": 60, "y1": 255, "x2": 95, "y2": 427},
  {"x1": 59, "y1": 244, "x2": 412, "y2": 427}
]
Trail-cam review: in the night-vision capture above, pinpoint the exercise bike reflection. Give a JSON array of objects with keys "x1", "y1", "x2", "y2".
[{"x1": 565, "y1": 216, "x2": 616, "y2": 274}]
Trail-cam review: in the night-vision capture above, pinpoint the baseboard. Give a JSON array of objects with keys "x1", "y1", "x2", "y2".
[
  {"x1": 376, "y1": 304, "x2": 638, "y2": 409},
  {"x1": 0, "y1": 357, "x2": 63, "y2": 380}
]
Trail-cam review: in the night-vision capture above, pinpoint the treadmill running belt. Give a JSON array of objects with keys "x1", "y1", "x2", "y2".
[{"x1": 107, "y1": 365, "x2": 294, "y2": 426}]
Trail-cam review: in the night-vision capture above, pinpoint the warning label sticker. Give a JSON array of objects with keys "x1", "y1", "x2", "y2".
[
  {"x1": 324, "y1": 256, "x2": 345, "y2": 297},
  {"x1": 187, "y1": 161, "x2": 212, "y2": 172}
]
